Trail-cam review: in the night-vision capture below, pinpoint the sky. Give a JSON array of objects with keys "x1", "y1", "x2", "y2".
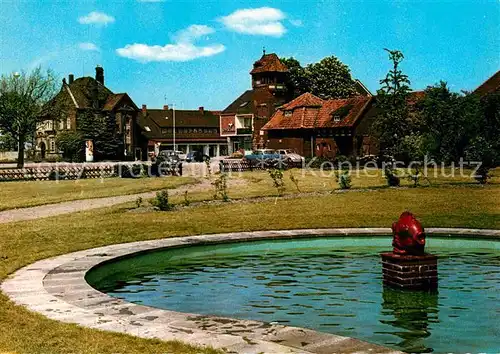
[{"x1": 0, "y1": 0, "x2": 498, "y2": 110}]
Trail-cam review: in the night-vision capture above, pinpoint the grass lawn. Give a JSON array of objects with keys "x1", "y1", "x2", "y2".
[
  {"x1": 0, "y1": 176, "x2": 197, "y2": 211},
  {"x1": 170, "y1": 167, "x2": 500, "y2": 204},
  {"x1": 1, "y1": 172, "x2": 499, "y2": 353}
]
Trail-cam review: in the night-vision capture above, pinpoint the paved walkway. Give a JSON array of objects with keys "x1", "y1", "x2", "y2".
[{"x1": 0, "y1": 179, "x2": 215, "y2": 224}]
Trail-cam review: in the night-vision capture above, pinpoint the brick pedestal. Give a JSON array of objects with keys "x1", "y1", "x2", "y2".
[{"x1": 380, "y1": 252, "x2": 438, "y2": 290}]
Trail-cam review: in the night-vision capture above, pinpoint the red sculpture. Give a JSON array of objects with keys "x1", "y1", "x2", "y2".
[{"x1": 391, "y1": 211, "x2": 426, "y2": 255}]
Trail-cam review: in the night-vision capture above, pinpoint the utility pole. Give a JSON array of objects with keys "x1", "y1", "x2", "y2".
[
  {"x1": 173, "y1": 103, "x2": 176, "y2": 151},
  {"x1": 165, "y1": 100, "x2": 176, "y2": 151}
]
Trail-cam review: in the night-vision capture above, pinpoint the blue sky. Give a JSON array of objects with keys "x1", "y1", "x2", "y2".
[{"x1": 0, "y1": 0, "x2": 498, "y2": 110}]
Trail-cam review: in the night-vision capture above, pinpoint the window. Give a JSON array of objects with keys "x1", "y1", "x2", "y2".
[
  {"x1": 284, "y1": 110, "x2": 292, "y2": 117},
  {"x1": 66, "y1": 117, "x2": 71, "y2": 130},
  {"x1": 144, "y1": 126, "x2": 151, "y2": 132},
  {"x1": 50, "y1": 140, "x2": 55, "y2": 152}
]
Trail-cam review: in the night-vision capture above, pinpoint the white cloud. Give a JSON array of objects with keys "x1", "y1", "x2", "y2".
[
  {"x1": 219, "y1": 7, "x2": 287, "y2": 37},
  {"x1": 78, "y1": 11, "x2": 115, "y2": 25},
  {"x1": 174, "y1": 25, "x2": 215, "y2": 43},
  {"x1": 116, "y1": 24, "x2": 224, "y2": 62},
  {"x1": 289, "y1": 19, "x2": 303, "y2": 27},
  {"x1": 117, "y1": 43, "x2": 225, "y2": 62},
  {"x1": 78, "y1": 42, "x2": 100, "y2": 51}
]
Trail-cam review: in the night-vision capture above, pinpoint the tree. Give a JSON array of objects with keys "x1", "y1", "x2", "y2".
[
  {"x1": 418, "y1": 82, "x2": 479, "y2": 163},
  {"x1": 77, "y1": 110, "x2": 123, "y2": 161},
  {"x1": 372, "y1": 49, "x2": 415, "y2": 161},
  {"x1": 280, "y1": 57, "x2": 310, "y2": 98},
  {"x1": 0, "y1": 68, "x2": 58, "y2": 167},
  {"x1": 281, "y1": 56, "x2": 358, "y2": 99},
  {"x1": 55, "y1": 131, "x2": 84, "y2": 162},
  {"x1": 0, "y1": 132, "x2": 17, "y2": 152},
  {"x1": 464, "y1": 91, "x2": 500, "y2": 183}
]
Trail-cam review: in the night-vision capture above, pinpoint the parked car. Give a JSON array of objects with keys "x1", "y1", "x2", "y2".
[
  {"x1": 186, "y1": 151, "x2": 210, "y2": 163},
  {"x1": 276, "y1": 149, "x2": 305, "y2": 164},
  {"x1": 244, "y1": 149, "x2": 289, "y2": 168},
  {"x1": 169, "y1": 150, "x2": 186, "y2": 161},
  {"x1": 244, "y1": 149, "x2": 281, "y2": 162},
  {"x1": 156, "y1": 150, "x2": 180, "y2": 164}
]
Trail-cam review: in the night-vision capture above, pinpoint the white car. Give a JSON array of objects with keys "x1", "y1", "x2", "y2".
[
  {"x1": 276, "y1": 149, "x2": 305, "y2": 163},
  {"x1": 175, "y1": 150, "x2": 187, "y2": 161}
]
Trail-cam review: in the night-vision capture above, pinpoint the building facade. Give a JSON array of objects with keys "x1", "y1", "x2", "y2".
[
  {"x1": 138, "y1": 105, "x2": 228, "y2": 159},
  {"x1": 37, "y1": 66, "x2": 141, "y2": 160},
  {"x1": 262, "y1": 92, "x2": 376, "y2": 159},
  {"x1": 220, "y1": 52, "x2": 291, "y2": 153}
]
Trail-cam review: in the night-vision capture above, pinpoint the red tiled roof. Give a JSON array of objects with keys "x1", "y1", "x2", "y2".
[
  {"x1": 250, "y1": 53, "x2": 288, "y2": 74},
  {"x1": 280, "y1": 92, "x2": 324, "y2": 110},
  {"x1": 474, "y1": 70, "x2": 500, "y2": 97},
  {"x1": 263, "y1": 92, "x2": 372, "y2": 130},
  {"x1": 322, "y1": 96, "x2": 372, "y2": 128}
]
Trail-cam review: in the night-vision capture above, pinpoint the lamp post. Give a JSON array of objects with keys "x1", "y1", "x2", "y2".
[{"x1": 165, "y1": 103, "x2": 176, "y2": 151}]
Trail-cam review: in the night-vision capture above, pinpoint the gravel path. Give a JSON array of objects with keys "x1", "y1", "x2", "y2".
[{"x1": 0, "y1": 179, "x2": 217, "y2": 224}]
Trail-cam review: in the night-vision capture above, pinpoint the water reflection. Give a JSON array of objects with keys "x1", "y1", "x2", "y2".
[{"x1": 380, "y1": 287, "x2": 439, "y2": 353}]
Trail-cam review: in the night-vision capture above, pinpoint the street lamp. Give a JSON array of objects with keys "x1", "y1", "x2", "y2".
[{"x1": 165, "y1": 103, "x2": 176, "y2": 151}]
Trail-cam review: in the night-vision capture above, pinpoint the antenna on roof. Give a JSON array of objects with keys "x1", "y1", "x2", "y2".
[{"x1": 263, "y1": 46, "x2": 266, "y2": 56}]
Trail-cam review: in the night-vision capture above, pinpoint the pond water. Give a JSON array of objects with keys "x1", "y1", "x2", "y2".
[{"x1": 86, "y1": 237, "x2": 500, "y2": 353}]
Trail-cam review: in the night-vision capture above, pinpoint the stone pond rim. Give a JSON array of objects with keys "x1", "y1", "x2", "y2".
[{"x1": 2, "y1": 228, "x2": 499, "y2": 354}]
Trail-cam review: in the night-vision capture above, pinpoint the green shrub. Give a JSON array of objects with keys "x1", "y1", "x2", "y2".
[
  {"x1": 152, "y1": 190, "x2": 172, "y2": 211},
  {"x1": 268, "y1": 168, "x2": 285, "y2": 196},
  {"x1": 384, "y1": 167, "x2": 401, "y2": 187},
  {"x1": 212, "y1": 173, "x2": 229, "y2": 201},
  {"x1": 335, "y1": 170, "x2": 351, "y2": 189},
  {"x1": 289, "y1": 171, "x2": 301, "y2": 192}
]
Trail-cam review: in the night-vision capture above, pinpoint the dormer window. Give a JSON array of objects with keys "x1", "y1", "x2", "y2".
[
  {"x1": 331, "y1": 104, "x2": 353, "y2": 123},
  {"x1": 284, "y1": 110, "x2": 292, "y2": 117}
]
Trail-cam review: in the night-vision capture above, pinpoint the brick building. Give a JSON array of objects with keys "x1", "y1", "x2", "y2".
[
  {"x1": 37, "y1": 66, "x2": 140, "y2": 160},
  {"x1": 138, "y1": 105, "x2": 228, "y2": 158},
  {"x1": 262, "y1": 92, "x2": 376, "y2": 158},
  {"x1": 220, "y1": 52, "x2": 291, "y2": 153}
]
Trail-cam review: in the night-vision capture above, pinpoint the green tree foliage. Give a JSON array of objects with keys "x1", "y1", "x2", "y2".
[
  {"x1": 418, "y1": 82, "x2": 480, "y2": 163},
  {"x1": 55, "y1": 131, "x2": 84, "y2": 162},
  {"x1": 77, "y1": 110, "x2": 123, "y2": 161},
  {"x1": 0, "y1": 132, "x2": 17, "y2": 151},
  {"x1": 0, "y1": 68, "x2": 58, "y2": 167},
  {"x1": 464, "y1": 92, "x2": 500, "y2": 183},
  {"x1": 281, "y1": 56, "x2": 358, "y2": 99},
  {"x1": 372, "y1": 49, "x2": 416, "y2": 161},
  {"x1": 281, "y1": 57, "x2": 310, "y2": 98}
]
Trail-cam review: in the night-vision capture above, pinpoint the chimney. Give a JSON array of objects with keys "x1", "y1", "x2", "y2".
[
  {"x1": 142, "y1": 104, "x2": 147, "y2": 114},
  {"x1": 95, "y1": 65, "x2": 104, "y2": 85},
  {"x1": 199, "y1": 106, "x2": 204, "y2": 114},
  {"x1": 68, "y1": 74, "x2": 74, "y2": 84},
  {"x1": 163, "y1": 105, "x2": 169, "y2": 110}
]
